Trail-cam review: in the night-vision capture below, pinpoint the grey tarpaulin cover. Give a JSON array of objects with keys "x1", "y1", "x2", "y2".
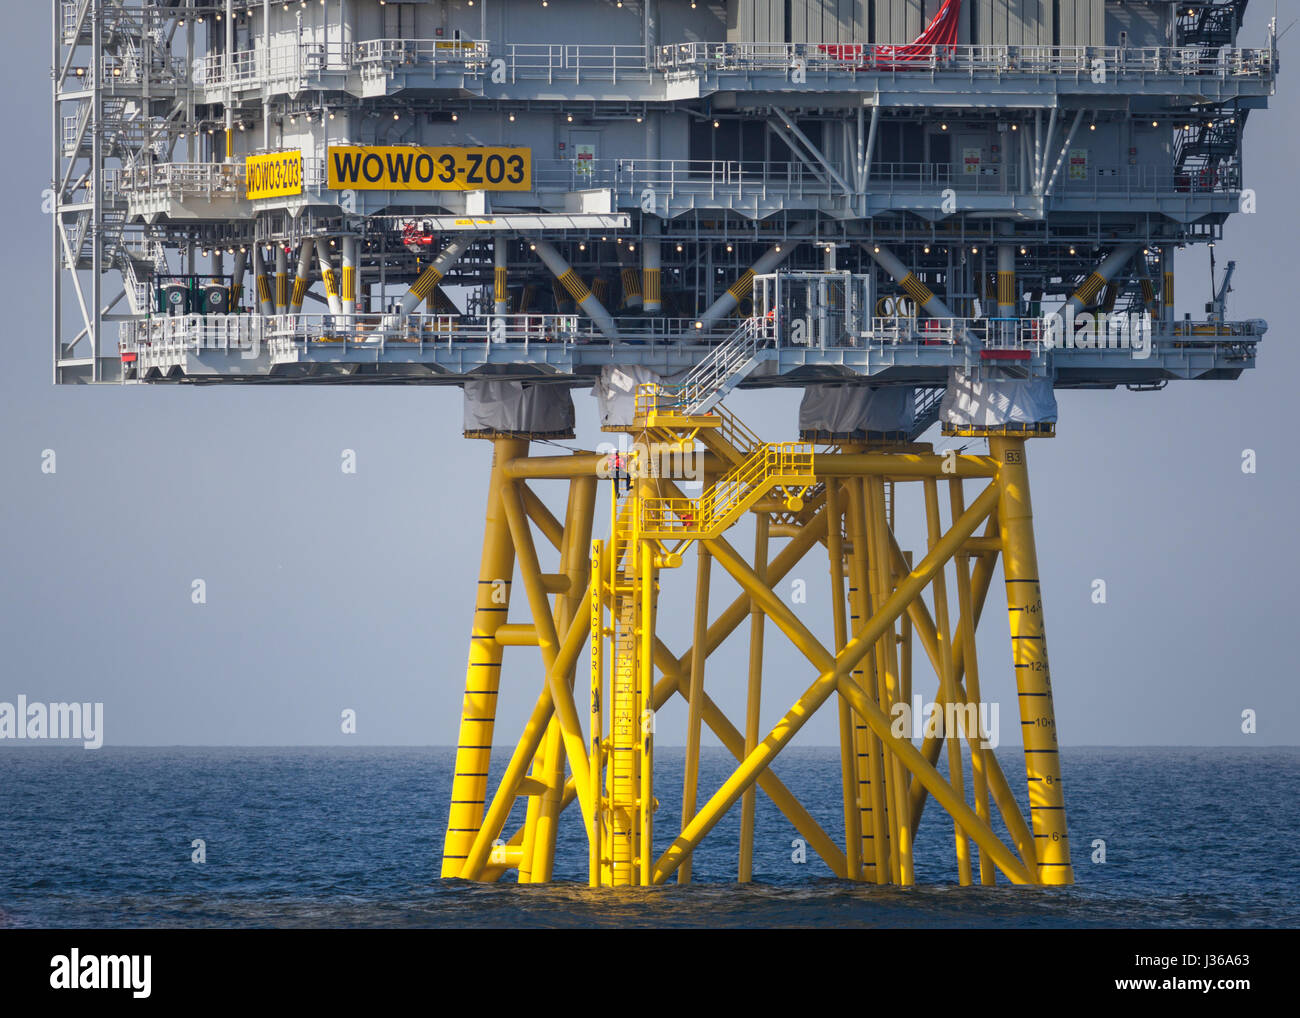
[
  {"x1": 463, "y1": 379, "x2": 575, "y2": 436},
  {"x1": 592, "y1": 365, "x2": 686, "y2": 429},
  {"x1": 939, "y1": 369, "x2": 1057, "y2": 428},
  {"x1": 798, "y1": 385, "x2": 916, "y2": 436}
]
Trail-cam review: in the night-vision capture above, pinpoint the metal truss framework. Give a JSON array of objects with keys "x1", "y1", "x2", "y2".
[
  {"x1": 442, "y1": 391, "x2": 1070, "y2": 886},
  {"x1": 53, "y1": 0, "x2": 198, "y2": 383}
]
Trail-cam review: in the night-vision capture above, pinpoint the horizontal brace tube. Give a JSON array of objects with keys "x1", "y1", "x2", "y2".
[
  {"x1": 813, "y1": 453, "x2": 1000, "y2": 479},
  {"x1": 495, "y1": 624, "x2": 540, "y2": 647}
]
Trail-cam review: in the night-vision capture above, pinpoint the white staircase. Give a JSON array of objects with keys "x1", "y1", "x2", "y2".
[{"x1": 675, "y1": 316, "x2": 773, "y2": 415}]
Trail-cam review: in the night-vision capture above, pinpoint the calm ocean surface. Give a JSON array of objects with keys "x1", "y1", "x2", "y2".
[{"x1": 0, "y1": 746, "x2": 1295, "y2": 928}]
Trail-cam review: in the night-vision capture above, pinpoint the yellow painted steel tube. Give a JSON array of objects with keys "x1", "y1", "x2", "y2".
[
  {"x1": 690, "y1": 509, "x2": 830, "y2": 663},
  {"x1": 500, "y1": 481, "x2": 594, "y2": 832},
  {"x1": 923, "y1": 477, "x2": 972, "y2": 886},
  {"x1": 588, "y1": 539, "x2": 604, "y2": 887},
  {"x1": 846, "y1": 479, "x2": 888, "y2": 882},
  {"x1": 518, "y1": 733, "x2": 550, "y2": 884},
  {"x1": 587, "y1": 569, "x2": 849, "y2": 877},
  {"x1": 888, "y1": 530, "x2": 1039, "y2": 873},
  {"x1": 899, "y1": 549, "x2": 913, "y2": 710},
  {"x1": 738, "y1": 514, "x2": 769, "y2": 882},
  {"x1": 678, "y1": 546, "x2": 712, "y2": 884},
  {"x1": 441, "y1": 437, "x2": 526, "y2": 878},
  {"x1": 833, "y1": 672, "x2": 1033, "y2": 886},
  {"x1": 637, "y1": 523, "x2": 657, "y2": 886},
  {"x1": 531, "y1": 478, "x2": 597, "y2": 881},
  {"x1": 950, "y1": 480, "x2": 996, "y2": 885},
  {"x1": 652, "y1": 483, "x2": 1001, "y2": 883},
  {"x1": 520, "y1": 484, "x2": 566, "y2": 550},
  {"x1": 869, "y1": 476, "x2": 913, "y2": 885},
  {"x1": 990, "y1": 437, "x2": 1073, "y2": 885},
  {"x1": 458, "y1": 591, "x2": 594, "y2": 880},
  {"x1": 815, "y1": 453, "x2": 999, "y2": 479},
  {"x1": 826, "y1": 481, "x2": 863, "y2": 881}
]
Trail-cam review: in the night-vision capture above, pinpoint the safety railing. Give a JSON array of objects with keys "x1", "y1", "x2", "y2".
[
  {"x1": 114, "y1": 162, "x2": 246, "y2": 200},
  {"x1": 354, "y1": 38, "x2": 489, "y2": 77},
  {"x1": 568, "y1": 316, "x2": 708, "y2": 342},
  {"x1": 118, "y1": 312, "x2": 1265, "y2": 367},
  {"x1": 640, "y1": 441, "x2": 814, "y2": 538},
  {"x1": 110, "y1": 158, "x2": 330, "y2": 203},
  {"x1": 631, "y1": 379, "x2": 765, "y2": 456},
  {"x1": 528, "y1": 157, "x2": 1239, "y2": 203},
  {"x1": 119, "y1": 314, "x2": 266, "y2": 358},
  {"x1": 498, "y1": 43, "x2": 652, "y2": 83},
  {"x1": 655, "y1": 41, "x2": 1275, "y2": 80},
  {"x1": 671, "y1": 316, "x2": 775, "y2": 414},
  {"x1": 200, "y1": 43, "x2": 349, "y2": 89},
  {"x1": 868, "y1": 316, "x2": 1034, "y2": 347},
  {"x1": 1166, "y1": 319, "x2": 1267, "y2": 339},
  {"x1": 262, "y1": 313, "x2": 582, "y2": 354},
  {"x1": 191, "y1": 37, "x2": 1275, "y2": 97}
]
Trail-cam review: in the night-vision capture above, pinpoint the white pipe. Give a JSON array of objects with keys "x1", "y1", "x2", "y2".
[
  {"x1": 274, "y1": 243, "x2": 288, "y2": 313},
  {"x1": 253, "y1": 245, "x2": 275, "y2": 316},
  {"x1": 618, "y1": 242, "x2": 642, "y2": 310},
  {"x1": 1162, "y1": 245, "x2": 1176, "y2": 323},
  {"x1": 1036, "y1": 107, "x2": 1058, "y2": 194},
  {"x1": 225, "y1": 0, "x2": 234, "y2": 162},
  {"x1": 997, "y1": 244, "x2": 1016, "y2": 317},
  {"x1": 401, "y1": 234, "x2": 473, "y2": 315},
  {"x1": 317, "y1": 244, "x2": 343, "y2": 316},
  {"x1": 230, "y1": 247, "x2": 247, "y2": 311},
  {"x1": 494, "y1": 236, "x2": 509, "y2": 315},
  {"x1": 863, "y1": 243, "x2": 961, "y2": 321},
  {"x1": 341, "y1": 236, "x2": 357, "y2": 317},
  {"x1": 532, "y1": 239, "x2": 618, "y2": 339},
  {"x1": 642, "y1": 217, "x2": 662, "y2": 314},
  {"x1": 1060, "y1": 244, "x2": 1141, "y2": 316},
  {"x1": 772, "y1": 107, "x2": 851, "y2": 195},
  {"x1": 1042, "y1": 110, "x2": 1085, "y2": 197},
  {"x1": 695, "y1": 223, "x2": 814, "y2": 330},
  {"x1": 289, "y1": 238, "x2": 315, "y2": 314}
]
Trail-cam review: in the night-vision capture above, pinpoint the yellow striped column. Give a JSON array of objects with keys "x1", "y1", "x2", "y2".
[
  {"x1": 494, "y1": 237, "x2": 509, "y2": 316},
  {"x1": 316, "y1": 246, "x2": 342, "y2": 316},
  {"x1": 694, "y1": 225, "x2": 811, "y2": 329},
  {"x1": 989, "y1": 436, "x2": 1071, "y2": 885},
  {"x1": 532, "y1": 239, "x2": 618, "y2": 338},
  {"x1": 274, "y1": 243, "x2": 288, "y2": 314},
  {"x1": 551, "y1": 274, "x2": 573, "y2": 314},
  {"x1": 997, "y1": 244, "x2": 1017, "y2": 318},
  {"x1": 618, "y1": 239, "x2": 642, "y2": 310},
  {"x1": 401, "y1": 234, "x2": 472, "y2": 315},
  {"x1": 230, "y1": 247, "x2": 246, "y2": 311},
  {"x1": 253, "y1": 245, "x2": 275, "y2": 316},
  {"x1": 288, "y1": 238, "x2": 315, "y2": 314},
  {"x1": 1162, "y1": 246, "x2": 1175, "y2": 323},
  {"x1": 441, "y1": 437, "x2": 528, "y2": 878},
  {"x1": 1062, "y1": 244, "x2": 1139, "y2": 316},
  {"x1": 341, "y1": 236, "x2": 357, "y2": 318},
  {"x1": 864, "y1": 244, "x2": 961, "y2": 323},
  {"x1": 642, "y1": 217, "x2": 662, "y2": 314}
]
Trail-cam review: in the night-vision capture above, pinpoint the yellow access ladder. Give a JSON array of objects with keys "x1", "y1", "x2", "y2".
[{"x1": 587, "y1": 385, "x2": 815, "y2": 884}]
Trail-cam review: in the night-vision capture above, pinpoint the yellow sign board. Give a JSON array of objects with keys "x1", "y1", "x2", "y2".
[
  {"x1": 327, "y1": 146, "x2": 532, "y2": 192},
  {"x1": 245, "y1": 151, "x2": 304, "y2": 200}
]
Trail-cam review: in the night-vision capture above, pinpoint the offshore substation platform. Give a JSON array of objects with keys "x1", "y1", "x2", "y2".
[{"x1": 54, "y1": 0, "x2": 1275, "y2": 886}]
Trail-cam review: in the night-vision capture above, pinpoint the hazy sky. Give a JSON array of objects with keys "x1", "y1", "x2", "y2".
[{"x1": 2, "y1": 6, "x2": 1296, "y2": 749}]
